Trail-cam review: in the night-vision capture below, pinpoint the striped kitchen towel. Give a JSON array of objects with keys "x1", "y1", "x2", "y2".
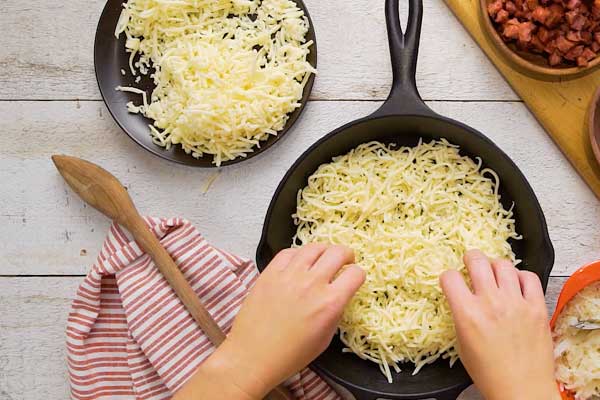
[{"x1": 66, "y1": 217, "x2": 340, "y2": 400}]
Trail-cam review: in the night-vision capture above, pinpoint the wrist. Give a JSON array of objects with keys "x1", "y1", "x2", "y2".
[{"x1": 204, "y1": 338, "x2": 274, "y2": 400}]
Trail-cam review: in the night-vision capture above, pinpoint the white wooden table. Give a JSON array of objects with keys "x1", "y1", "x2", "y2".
[{"x1": 1, "y1": 1, "x2": 599, "y2": 399}]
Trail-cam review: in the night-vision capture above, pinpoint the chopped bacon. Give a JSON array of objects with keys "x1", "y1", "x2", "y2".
[
  {"x1": 518, "y1": 21, "x2": 537, "y2": 42},
  {"x1": 549, "y1": 51, "x2": 563, "y2": 65},
  {"x1": 532, "y1": 6, "x2": 550, "y2": 23},
  {"x1": 564, "y1": 44, "x2": 584, "y2": 60},
  {"x1": 506, "y1": 1, "x2": 517, "y2": 14},
  {"x1": 538, "y1": 26, "x2": 553, "y2": 43},
  {"x1": 496, "y1": 9, "x2": 510, "y2": 23},
  {"x1": 565, "y1": 11, "x2": 587, "y2": 30},
  {"x1": 545, "y1": 4, "x2": 565, "y2": 28},
  {"x1": 488, "y1": 0, "x2": 504, "y2": 17},
  {"x1": 489, "y1": 0, "x2": 599, "y2": 67},
  {"x1": 566, "y1": 0, "x2": 581, "y2": 10},
  {"x1": 566, "y1": 30, "x2": 583, "y2": 42},
  {"x1": 581, "y1": 47, "x2": 597, "y2": 60},
  {"x1": 530, "y1": 34, "x2": 546, "y2": 52},
  {"x1": 503, "y1": 19, "x2": 521, "y2": 39},
  {"x1": 556, "y1": 34, "x2": 577, "y2": 52},
  {"x1": 526, "y1": 0, "x2": 539, "y2": 10}
]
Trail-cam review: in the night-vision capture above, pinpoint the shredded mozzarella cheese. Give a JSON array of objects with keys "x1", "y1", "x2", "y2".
[
  {"x1": 554, "y1": 282, "x2": 600, "y2": 400},
  {"x1": 293, "y1": 139, "x2": 520, "y2": 382},
  {"x1": 115, "y1": 0, "x2": 316, "y2": 166}
]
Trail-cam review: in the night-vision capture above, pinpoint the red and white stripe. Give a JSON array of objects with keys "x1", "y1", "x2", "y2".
[{"x1": 67, "y1": 217, "x2": 340, "y2": 400}]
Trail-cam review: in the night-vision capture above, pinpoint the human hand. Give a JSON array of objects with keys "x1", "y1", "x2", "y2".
[
  {"x1": 440, "y1": 250, "x2": 559, "y2": 400},
  {"x1": 178, "y1": 244, "x2": 365, "y2": 400}
]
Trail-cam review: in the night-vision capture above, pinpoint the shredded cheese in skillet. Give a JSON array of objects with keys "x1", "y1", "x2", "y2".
[
  {"x1": 293, "y1": 139, "x2": 520, "y2": 382},
  {"x1": 554, "y1": 282, "x2": 600, "y2": 400},
  {"x1": 115, "y1": 0, "x2": 316, "y2": 166}
]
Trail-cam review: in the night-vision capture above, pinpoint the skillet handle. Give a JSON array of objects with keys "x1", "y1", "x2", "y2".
[{"x1": 373, "y1": 0, "x2": 434, "y2": 117}]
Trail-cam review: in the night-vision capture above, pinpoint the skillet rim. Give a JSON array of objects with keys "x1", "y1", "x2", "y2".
[{"x1": 256, "y1": 111, "x2": 555, "y2": 277}]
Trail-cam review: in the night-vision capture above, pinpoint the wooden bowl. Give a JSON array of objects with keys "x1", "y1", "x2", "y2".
[
  {"x1": 589, "y1": 86, "x2": 600, "y2": 166},
  {"x1": 479, "y1": 0, "x2": 600, "y2": 77}
]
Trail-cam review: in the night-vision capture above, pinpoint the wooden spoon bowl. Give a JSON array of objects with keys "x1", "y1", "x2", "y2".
[
  {"x1": 589, "y1": 86, "x2": 600, "y2": 166},
  {"x1": 479, "y1": 0, "x2": 600, "y2": 77}
]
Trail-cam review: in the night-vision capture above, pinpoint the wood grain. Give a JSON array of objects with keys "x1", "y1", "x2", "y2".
[
  {"x1": 0, "y1": 0, "x2": 518, "y2": 101},
  {"x1": 2, "y1": 100, "x2": 598, "y2": 276},
  {"x1": 0, "y1": 276, "x2": 568, "y2": 400},
  {"x1": 444, "y1": 0, "x2": 600, "y2": 200}
]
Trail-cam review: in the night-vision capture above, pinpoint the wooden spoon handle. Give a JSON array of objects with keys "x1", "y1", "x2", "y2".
[{"x1": 126, "y1": 215, "x2": 227, "y2": 345}]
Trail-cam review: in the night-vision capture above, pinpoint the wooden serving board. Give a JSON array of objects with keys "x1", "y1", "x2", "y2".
[{"x1": 444, "y1": 0, "x2": 600, "y2": 200}]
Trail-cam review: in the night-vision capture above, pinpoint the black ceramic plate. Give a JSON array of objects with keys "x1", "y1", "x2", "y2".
[{"x1": 94, "y1": 0, "x2": 317, "y2": 167}]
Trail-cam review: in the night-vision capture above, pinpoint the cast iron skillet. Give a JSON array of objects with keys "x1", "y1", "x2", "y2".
[
  {"x1": 94, "y1": 0, "x2": 317, "y2": 167},
  {"x1": 256, "y1": 0, "x2": 555, "y2": 399}
]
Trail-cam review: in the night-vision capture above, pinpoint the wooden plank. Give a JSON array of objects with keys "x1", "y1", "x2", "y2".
[
  {"x1": 1, "y1": 100, "x2": 599, "y2": 276},
  {"x1": 0, "y1": 276, "x2": 569, "y2": 400},
  {"x1": 443, "y1": 0, "x2": 600, "y2": 200},
  {"x1": 0, "y1": 0, "x2": 519, "y2": 101}
]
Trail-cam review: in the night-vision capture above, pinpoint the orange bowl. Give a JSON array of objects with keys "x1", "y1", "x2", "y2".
[{"x1": 550, "y1": 260, "x2": 600, "y2": 400}]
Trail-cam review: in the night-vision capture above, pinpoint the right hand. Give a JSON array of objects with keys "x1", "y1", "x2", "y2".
[{"x1": 440, "y1": 250, "x2": 560, "y2": 400}]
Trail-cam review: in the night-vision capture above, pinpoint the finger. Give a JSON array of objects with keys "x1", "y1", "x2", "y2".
[
  {"x1": 464, "y1": 250, "x2": 497, "y2": 294},
  {"x1": 311, "y1": 245, "x2": 355, "y2": 282},
  {"x1": 518, "y1": 270, "x2": 545, "y2": 304},
  {"x1": 330, "y1": 265, "x2": 366, "y2": 304},
  {"x1": 287, "y1": 243, "x2": 329, "y2": 271},
  {"x1": 267, "y1": 248, "x2": 300, "y2": 271},
  {"x1": 440, "y1": 270, "x2": 474, "y2": 317},
  {"x1": 491, "y1": 259, "x2": 521, "y2": 295}
]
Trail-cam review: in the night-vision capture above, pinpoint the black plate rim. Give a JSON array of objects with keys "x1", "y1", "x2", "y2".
[{"x1": 93, "y1": 0, "x2": 317, "y2": 168}]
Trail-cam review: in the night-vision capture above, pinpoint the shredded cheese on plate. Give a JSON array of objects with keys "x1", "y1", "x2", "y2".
[
  {"x1": 293, "y1": 139, "x2": 520, "y2": 382},
  {"x1": 115, "y1": 0, "x2": 316, "y2": 166}
]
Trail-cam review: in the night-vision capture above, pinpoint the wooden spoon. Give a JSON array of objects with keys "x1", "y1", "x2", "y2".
[
  {"x1": 52, "y1": 155, "x2": 294, "y2": 400},
  {"x1": 589, "y1": 87, "x2": 600, "y2": 167}
]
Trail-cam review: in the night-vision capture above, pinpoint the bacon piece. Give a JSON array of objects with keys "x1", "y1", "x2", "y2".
[
  {"x1": 530, "y1": 34, "x2": 546, "y2": 52},
  {"x1": 503, "y1": 18, "x2": 521, "y2": 39},
  {"x1": 538, "y1": 26, "x2": 553, "y2": 43},
  {"x1": 488, "y1": 0, "x2": 504, "y2": 17},
  {"x1": 566, "y1": 0, "x2": 581, "y2": 10},
  {"x1": 549, "y1": 51, "x2": 563, "y2": 65},
  {"x1": 532, "y1": 6, "x2": 550, "y2": 23},
  {"x1": 545, "y1": 4, "x2": 565, "y2": 28},
  {"x1": 518, "y1": 21, "x2": 536, "y2": 43},
  {"x1": 506, "y1": 1, "x2": 517, "y2": 14},
  {"x1": 565, "y1": 11, "x2": 587, "y2": 31},
  {"x1": 496, "y1": 9, "x2": 510, "y2": 23},
  {"x1": 567, "y1": 30, "x2": 583, "y2": 42},
  {"x1": 564, "y1": 44, "x2": 584, "y2": 60},
  {"x1": 526, "y1": 0, "x2": 539, "y2": 10},
  {"x1": 556, "y1": 34, "x2": 577, "y2": 52},
  {"x1": 581, "y1": 47, "x2": 597, "y2": 60}
]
